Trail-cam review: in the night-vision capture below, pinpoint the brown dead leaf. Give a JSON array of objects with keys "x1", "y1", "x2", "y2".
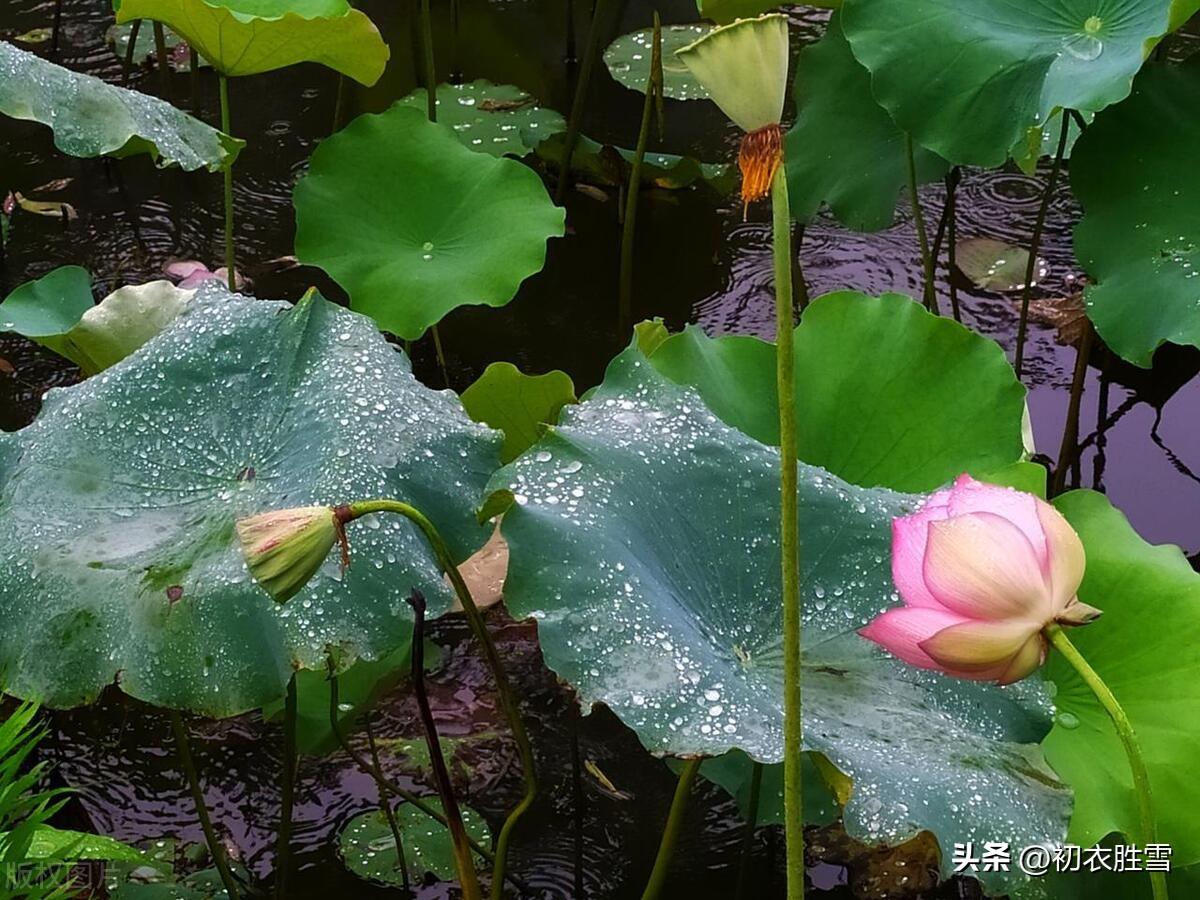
[
  {"x1": 808, "y1": 823, "x2": 941, "y2": 900},
  {"x1": 31, "y1": 177, "x2": 74, "y2": 194},
  {"x1": 0, "y1": 358, "x2": 14, "y2": 375},
  {"x1": 478, "y1": 96, "x2": 534, "y2": 112},
  {"x1": 1025, "y1": 291, "x2": 1089, "y2": 347},
  {"x1": 449, "y1": 522, "x2": 507, "y2": 612}
]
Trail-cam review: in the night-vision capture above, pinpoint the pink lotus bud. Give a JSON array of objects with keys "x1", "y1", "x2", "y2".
[
  {"x1": 860, "y1": 474, "x2": 1101, "y2": 684},
  {"x1": 235, "y1": 505, "x2": 346, "y2": 603}
]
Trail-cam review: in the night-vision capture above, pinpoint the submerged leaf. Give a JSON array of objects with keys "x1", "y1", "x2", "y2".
[
  {"x1": 397, "y1": 80, "x2": 564, "y2": 157},
  {"x1": 955, "y1": 237, "x2": 1046, "y2": 292},
  {"x1": 0, "y1": 41, "x2": 242, "y2": 172}
]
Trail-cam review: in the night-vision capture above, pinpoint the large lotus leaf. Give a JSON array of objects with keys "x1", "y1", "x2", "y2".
[
  {"x1": 646, "y1": 291, "x2": 1027, "y2": 492},
  {"x1": 604, "y1": 24, "x2": 712, "y2": 100},
  {"x1": 1071, "y1": 59, "x2": 1200, "y2": 367},
  {"x1": 0, "y1": 42, "x2": 241, "y2": 172},
  {"x1": 114, "y1": 0, "x2": 389, "y2": 83},
  {"x1": 294, "y1": 105, "x2": 565, "y2": 341},
  {"x1": 0, "y1": 284, "x2": 500, "y2": 715},
  {"x1": 1044, "y1": 490, "x2": 1200, "y2": 866},
  {"x1": 840, "y1": 0, "x2": 1184, "y2": 166},
  {"x1": 491, "y1": 347, "x2": 1070, "y2": 894},
  {"x1": 784, "y1": 15, "x2": 947, "y2": 231},
  {"x1": 396, "y1": 80, "x2": 565, "y2": 158}
]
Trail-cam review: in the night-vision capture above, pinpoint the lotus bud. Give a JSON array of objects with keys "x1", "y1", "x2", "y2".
[
  {"x1": 235, "y1": 505, "x2": 348, "y2": 603},
  {"x1": 677, "y1": 14, "x2": 789, "y2": 208},
  {"x1": 860, "y1": 474, "x2": 1101, "y2": 685}
]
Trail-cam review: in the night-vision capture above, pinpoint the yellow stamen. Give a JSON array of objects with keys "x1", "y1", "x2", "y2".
[{"x1": 738, "y1": 123, "x2": 783, "y2": 216}]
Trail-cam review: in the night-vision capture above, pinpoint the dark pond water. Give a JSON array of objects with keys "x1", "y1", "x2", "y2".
[{"x1": 1, "y1": 1, "x2": 1198, "y2": 898}]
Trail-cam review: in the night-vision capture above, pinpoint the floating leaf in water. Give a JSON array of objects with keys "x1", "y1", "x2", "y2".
[
  {"x1": 1072, "y1": 58, "x2": 1200, "y2": 367},
  {"x1": 115, "y1": 0, "x2": 388, "y2": 83},
  {"x1": 785, "y1": 16, "x2": 947, "y2": 232},
  {"x1": 604, "y1": 24, "x2": 712, "y2": 100},
  {"x1": 397, "y1": 80, "x2": 564, "y2": 157},
  {"x1": 492, "y1": 346, "x2": 1069, "y2": 894},
  {"x1": 295, "y1": 105, "x2": 564, "y2": 340},
  {"x1": 0, "y1": 285, "x2": 499, "y2": 714},
  {"x1": 0, "y1": 41, "x2": 241, "y2": 172},
  {"x1": 339, "y1": 800, "x2": 491, "y2": 884},
  {"x1": 696, "y1": 0, "x2": 840, "y2": 25},
  {"x1": 841, "y1": 0, "x2": 1191, "y2": 166},
  {"x1": 460, "y1": 362, "x2": 576, "y2": 463},
  {"x1": 955, "y1": 237, "x2": 1047, "y2": 292},
  {"x1": 1045, "y1": 490, "x2": 1200, "y2": 867},
  {"x1": 14, "y1": 28, "x2": 53, "y2": 45},
  {"x1": 646, "y1": 291, "x2": 1027, "y2": 492},
  {"x1": 536, "y1": 132, "x2": 732, "y2": 191}
]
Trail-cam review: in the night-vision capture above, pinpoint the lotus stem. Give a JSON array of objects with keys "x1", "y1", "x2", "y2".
[
  {"x1": 1051, "y1": 322, "x2": 1095, "y2": 497},
  {"x1": 367, "y1": 716, "x2": 411, "y2": 893},
  {"x1": 565, "y1": 0, "x2": 577, "y2": 63},
  {"x1": 218, "y1": 75, "x2": 236, "y2": 292},
  {"x1": 792, "y1": 221, "x2": 809, "y2": 313},
  {"x1": 189, "y1": 49, "x2": 200, "y2": 112},
  {"x1": 618, "y1": 13, "x2": 662, "y2": 334},
  {"x1": 555, "y1": 0, "x2": 615, "y2": 203},
  {"x1": 407, "y1": 589, "x2": 482, "y2": 900},
  {"x1": 338, "y1": 499, "x2": 538, "y2": 900},
  {"x1": 153, "y1": 22, "x2": 170, "y2": 96},
  {"x1": 419, "y1": 0, "x2": 437, "y2": 122},
  {"x1": 327, "y1": 672, "x2": 500, "y2": 866},
  {"x1": 431, "y1": 325, "x2": 450, "y2": 387},
  {"x1": 945, "y1": 168, "x2": 961, "y2": 322},
  {"x1": 51, "y1": 0, "x2": 63, "y2": 54},
  {"x1": 639, "y1": 758, "x2": 701, "y2": 900},
  {"x1": 273, "y1": 674, "x2": 298, "y2": 899},
  {"x1": 734, "y1": 761, "x2": 764, "y2": 900},
  {"x1": 1043, "y1": 624, "x2": 1166, "y2": 900},
  {"x1": 771, "y1": 162, "x2": 805, "y2": 900},
  {"x1": 905, "y1": 134, "x2": 937, "y2": 315},
  {"x1": 570, "y1": 704, "x2": 585, "y2": 898},
  {"x1": 1014, "y1": 108, "x2": 1071, "y2": 378},
  {"x1": 122, "y1": 19, "x2": 142, "y2": 86},
  {"x1": 168, "y1": 711, "x2": 242, "y2": 900},
  {"x1": 450, "y1": 0, "x2": 461, "y2": 83}
]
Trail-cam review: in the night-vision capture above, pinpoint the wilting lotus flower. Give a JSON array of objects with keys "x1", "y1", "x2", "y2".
[
  {"x1": 164, "y1": 260, "x2": 243, "y2": 290},
  {"x1": 677, "y1": 14, "x2": 789, "y2": 209},
  {"x1": 235, "y1": 505, "x2": 346, "y2": 603},
  {"x1": 860, "y1": 474, "x2": 1101, "y2": 684}
]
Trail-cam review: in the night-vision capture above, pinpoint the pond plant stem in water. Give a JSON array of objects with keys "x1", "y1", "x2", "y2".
[
  {"x1": 168, "y1": 710, "x2": 242, "y2": 900},
  {"x1": 618, "y1": 12, "x2": 663, "y2": 333},
  {"x1": 218, "y1": 75, "x2": 236, "y2": 291},
  {"x1": 419, "y1": 0, "x2": 437, "y2": 122},
  {"x1": 274, "y1": 674, "x2": 298, "y2": 900},
  {"x1": 945, "y1": 167, "x2": 961, "y2": 322},
  {"x1": 153, "y1": 22, "x2": 170, "y2": 96},
  {"x1": 555, "y1": 0, "x2": 615, "y2": 203},
  {"x1": 1014, "y1": 108, "x2": 1071, "y2": 378},
  {"x1": 367, "y1": 715, "x2": 411, "y2": 894},
  {"x1": 734, "y1": 761, "x2": 763, "y2": 900},
  {"x1": 1051, "y1": 321, "x2": 1095, "y2": 497},
  {"x1": 639, "y1": 757, "x2": 701, "y2": 900},
  {"x1": 905, "y1": 133, "x2": 938, "y2": 315},
  {"x1": 407, "y1": 588, "x2": 483, "y2": 900},
  {"x1": 122, "y1": 19, "x2": 141, "y2": 86},
  {"x1": 1043, "y1": 623, "x2": 1167, "y2": 900},
  {"x1": 335, "y1": 500, "x2": 538, "y2": 899}
]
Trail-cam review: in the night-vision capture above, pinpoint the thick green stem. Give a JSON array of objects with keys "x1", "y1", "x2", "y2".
[
  {"x1": 734, "y1": 761, "x2": 763, "y2": 900},
  {"x1": 905, "y1": 134, "x2": 937, "y2": 315},
  {"x1": 1044, "y1": 624, "x2": 1166, "y2": 900},
  {"x1": 555, "y1": 0, "x2": 614, "y2": 203},
  {"x1": 341, "y1": 500, "x2": 538, "y2": 900},
  {"x1": 771, "y1": 166, "x2": 804, "y2": 900},
  {"x1": 618, "y1": 13, "x2": 661, "y2": 333},
  {"x1": 168, "y1": 711, "x2": 241, "y2": 899},
  {"x1": 218, "y1": 76, "x2": 236, "y2": 291},
  {"x1": 639, "y1": 758, "x2": 701, "y2": 900},
  {"x1": 419, "y1": 0, "x2": 437, "y2": 122},
  {"x1": 274, "y1": 675, "x2": 298, "y2": 899},
  {"x1": 1014, "y1": 108, "x2": 1070, "y2": 378}
]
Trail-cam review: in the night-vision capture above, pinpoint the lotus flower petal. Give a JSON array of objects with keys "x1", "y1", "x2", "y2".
[
  {"x1": 858, "y1": 606, "x2": 970, "y2": 670},
  {"x1": 1035, "y1": 499, "x2": 1087, "y2": 612},
  {"x1": 945, "y1": 474, "x2": 1049, "y2": 566},
  {"x1": 890, "y1": 488, "x2": 953, "y2": 608},
  {"x1": 919, "y1": 619, "x2": 1041, "y2": 678}
]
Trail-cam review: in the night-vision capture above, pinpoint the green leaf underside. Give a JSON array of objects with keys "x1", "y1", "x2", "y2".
[
  {"x1": 0, "y1": 42, "x2": 241, "y2": 172},
  {"x1": 460, "y1": 362, "x2": 577, "y2": 464},
  {"x1": 340, "y1": 801, "x2": 491, "y2": 884},
  {"x1": 0, "y1": 267, "x2": 94, "y2": 360},
  {"x1": 697, "y1": 749, "x2": 841, "y2": 826},
  {"x1": 604, "y1": 24, "x2": 712, "y2": 100},
  {"x1": 294, "y1": 105, "x2": 564, "y2": 341},
  {"x1": 493, "y1": 347, "x2": 1069, "y2": 894},
  {"x1": 0, "y1": 284, "x2": 499, "y2": 715},
  {"x1": 1071, "y1": 59, "x2": 1200, "y2": 367},
  {"x1": 646, "y1": 292, "x2": 1027, "y2": 492},
  {"x1": 841, "y1": 0, "x2": 1179, "y2": 166},
  {"x1": 396, "y1": 80, "x2": 565, "y2": 158},
  {"x1": 114, "y1": 0, "x2": 389, "y2": 83},
  {"x1": 785, "y1": 15, "x2": 947, "y2": 232},
  {"x1": 1046, "y1": 490, "x2": 1200, "y2": 867}
]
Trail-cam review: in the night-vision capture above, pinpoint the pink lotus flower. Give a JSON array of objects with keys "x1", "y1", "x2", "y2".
[
  {"x1": 860, "y1": 474, "x2": 1101, "y2": 684},
  {"x1": 164, "y1": 260, "x2": 243, "y2": 291}
]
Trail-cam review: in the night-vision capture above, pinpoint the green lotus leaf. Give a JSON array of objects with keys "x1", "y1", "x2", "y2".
[
  {"x1": 23, "y1": 826, "x2": 152, "y2": 863},
  {"x1": 535, "y1": 131, "x2": 733, "y2": 192},
  {"x1": 0, "y1": 284, "x2": 500, "y2": 715},
  {"x1": 0, "y1": 267, "x2": 96, "y2": 371},
  {"x1": 604, "y1": 24, "x2": 712, "y2": 100},
  {"x1": 294, "y1": 105, "x2": 565, "y2": 341},
  {"x1": 491, "y1": 346, "x2": 1070, "y2": 894},
  {"x1": 0, "y1": 42, "x2": 241, "y2": 172},
  {"x1": 696, "y1": 749, "x2": 841, "y2": 826},
  {"x1": 696, "y1": 0, "x2": 840, "y2": 25},
  {"x1": 1045, "y1": 490, "x2": 1200, "y2": 867},
  {"x1": 840, "y1": 0, "x2": 1183, "y2": 166},
  {"x1": 460, "y1": 362, "x2": 577, "y2": 464},
  {"x1": 114, "y1": 0, "x2": 389, "y2": 83},
  {"x1": 339, "y1": 800, "x2": 491, "y2": 884},
  {"x1": 646, "y1": 291, "x2": 1027, "y2": 492},
  {"x1": 1071, "y1": 59, "x2": 1200, "y2": 367},
  {"x1": 784, "y1": 15, "x2": 947, "y2": 231},
  {"x1": 397, "y1": 80, "x2": 564, "y2": 157}
]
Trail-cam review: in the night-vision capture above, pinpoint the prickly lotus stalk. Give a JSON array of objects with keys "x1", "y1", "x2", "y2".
[{"x1": 235, "y1": 505, "x2": 347, "y2": 603}]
